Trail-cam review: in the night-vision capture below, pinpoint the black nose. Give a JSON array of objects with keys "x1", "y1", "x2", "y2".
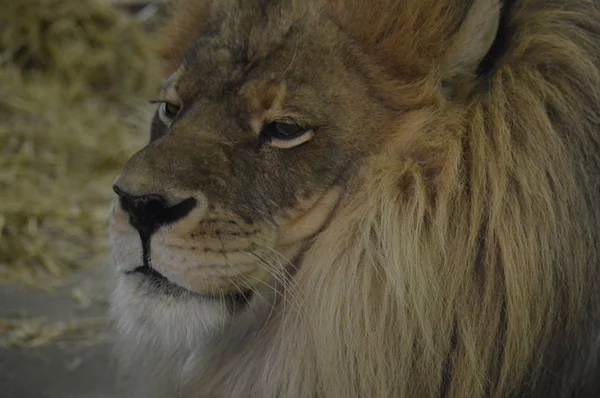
[{"x1": 113, "y1": 185, "x2": 197, "y2": 236}]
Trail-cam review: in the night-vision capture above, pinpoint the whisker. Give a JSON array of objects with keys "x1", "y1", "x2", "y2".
[
  {"x1": 251, "y1": 245, "x2": 305, "y2": 304},
  {"x1": 237, "y1": 273, "x2": 278, "y2": 326},
  {"x1": 217, "y1": 235, "x2": 262, "y2": 322},
  {"x1": 237, "y1": 272, "x2": 286, "y2": 328},
  {"x1": 258, "y1": 245, "x2": 300, "y2": 282},
  {"x1": 244, "y1": 250, "x2": 305, "y2": 317}
]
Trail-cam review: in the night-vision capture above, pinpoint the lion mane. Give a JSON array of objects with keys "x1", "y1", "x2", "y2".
[{"x1": 119, "y1": 0, "x2": 600, "y2": 396}]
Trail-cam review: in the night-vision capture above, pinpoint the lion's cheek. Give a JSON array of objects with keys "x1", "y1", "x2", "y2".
[{"x1": 149, "y1": 245, "x2": 273, "y2": 295}]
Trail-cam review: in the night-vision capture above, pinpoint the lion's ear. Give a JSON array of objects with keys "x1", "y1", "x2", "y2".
[
  {"x1": 441, "y1": 0, "x2": 502, "y2": 93},
  {"x1": 155, "y1": 0, "x2": 216, "y2": 76}
]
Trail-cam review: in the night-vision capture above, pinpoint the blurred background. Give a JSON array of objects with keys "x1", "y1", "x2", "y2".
[{"x1": 0, "y1": 0, "x2": 168, "y2": 396}]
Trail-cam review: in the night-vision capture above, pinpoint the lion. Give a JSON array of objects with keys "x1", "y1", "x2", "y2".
[{"x1": 107, "y1": 0, "x2": 600, "y2": 396}]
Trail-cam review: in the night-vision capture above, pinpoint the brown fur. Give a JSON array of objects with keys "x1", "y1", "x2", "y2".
[
  {"x1": 110, "y1": 0, "x2": 600, "y2": 396},
  {"x1": 154, "y1": 0, "x2": 213, "y2": 75}
]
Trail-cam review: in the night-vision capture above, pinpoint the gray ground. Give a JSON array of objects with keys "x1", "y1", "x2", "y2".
[{"x1": 0, "y1": 268, "x2": 126, "y2": 398}]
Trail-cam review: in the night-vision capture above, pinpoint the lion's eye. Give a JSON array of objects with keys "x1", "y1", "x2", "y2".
[
  {"x1": 158, "y1": 102, "x2": 180, "y2": 125},
  {"x1": 262, "y1": 122, "x2": 306, "y2": 139},
  {"x1": 260, "y1": 122, "x2": 313, "y2": 149}
]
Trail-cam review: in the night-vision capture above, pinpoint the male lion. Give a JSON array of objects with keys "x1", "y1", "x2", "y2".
[{"x1": 108, "y1": 0, "x2": 600, "y2": 396}]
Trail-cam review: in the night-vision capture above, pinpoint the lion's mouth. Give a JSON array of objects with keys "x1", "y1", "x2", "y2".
[
  {"x1": 124, "y1": 265, "x2": 186, "y2": 295},
  {"x1": 125, "y1": 265, "x2": 254, "y2": 304},
  {"x1": 126, "y1": 264, "x2": 171, "y2": 285}
]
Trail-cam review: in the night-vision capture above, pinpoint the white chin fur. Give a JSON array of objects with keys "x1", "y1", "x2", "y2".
[
  {"x1": 109, "y1": 275, "x2": 233, "y2": 397},
  {"x1": 109, "y1": 276, "x2": 230, "y2": 354}
]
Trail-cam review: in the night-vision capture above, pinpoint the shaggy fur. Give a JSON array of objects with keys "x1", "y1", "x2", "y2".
[{"x1": 111, "y1": 0, "x2": 600, "y2": 396}]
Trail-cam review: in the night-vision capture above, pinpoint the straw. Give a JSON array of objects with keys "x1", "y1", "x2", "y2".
[{"x1": 0, "y1": 0, "x2": 160, "y2": 286}]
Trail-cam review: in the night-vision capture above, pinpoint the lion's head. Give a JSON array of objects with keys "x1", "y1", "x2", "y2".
[{"x1": 108, "y1": 0, "x2": 600, "y2": 396}]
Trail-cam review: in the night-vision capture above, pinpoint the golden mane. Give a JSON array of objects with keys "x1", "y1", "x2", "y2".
[{"x1": 143, "y1": 0, "x2": 600, "y2": 396}]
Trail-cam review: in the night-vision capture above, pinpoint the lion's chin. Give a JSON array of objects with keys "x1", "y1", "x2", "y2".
[{"x1": 109, "y1": 272, "x2": 240, "y2": 355}]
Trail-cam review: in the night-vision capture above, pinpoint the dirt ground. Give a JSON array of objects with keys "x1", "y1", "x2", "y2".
[{"x1": 0, "y1": 268, "x2": 128, "y2": 398}]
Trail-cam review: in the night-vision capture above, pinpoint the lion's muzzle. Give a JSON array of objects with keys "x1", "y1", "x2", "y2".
[{"x1": 108, "y1": 146, "x2": 276, "y2": 299}]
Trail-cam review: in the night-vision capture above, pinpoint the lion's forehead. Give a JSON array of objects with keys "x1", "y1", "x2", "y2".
[{"x1": 171, "y1": 3, "x2": 322, "y2": 106}]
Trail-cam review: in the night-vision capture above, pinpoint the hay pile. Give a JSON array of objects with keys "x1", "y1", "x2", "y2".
[{"x1": 0, "y1": 0, "x2": 160, "y2": 286}]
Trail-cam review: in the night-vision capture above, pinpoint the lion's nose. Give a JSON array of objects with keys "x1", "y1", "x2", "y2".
[{"x1": 112, "y1": 185, "x2": 197, "y2": 236}]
